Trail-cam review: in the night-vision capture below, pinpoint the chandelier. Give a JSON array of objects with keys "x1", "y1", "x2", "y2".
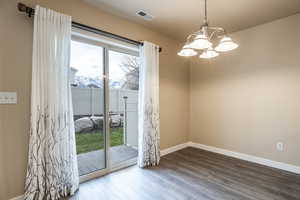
[{"x1": 178, "y1": 0, "x2": 238, "y2": 59}]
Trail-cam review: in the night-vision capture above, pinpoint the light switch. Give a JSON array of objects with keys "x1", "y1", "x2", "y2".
[{"x1": 0, "y1": 92, "x2": 17, "y2": 104}]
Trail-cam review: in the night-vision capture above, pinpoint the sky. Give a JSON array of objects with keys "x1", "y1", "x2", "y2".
[{"x1": 70, "y1": 40, "x2": 128, "y2": 82}]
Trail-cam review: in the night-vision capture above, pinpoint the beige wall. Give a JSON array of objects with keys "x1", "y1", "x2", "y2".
[
  {"x1": 0, "y1": 0, "x2": 189, "y2": 199},
  {"x1": 190, "y1": 14, "x2": 300, "y2": 167},
  {"x1": 2, "y1": 0, "x2": 299, "y2": 199}
]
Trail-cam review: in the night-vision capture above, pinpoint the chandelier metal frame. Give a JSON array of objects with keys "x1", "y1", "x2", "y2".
[{"x1": 178, "y1": 0, "x2": 238, "y2": 59}]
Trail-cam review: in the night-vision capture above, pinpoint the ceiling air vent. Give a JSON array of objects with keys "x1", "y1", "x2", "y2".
[{"x1": 136, "y1": 10, "x2": 154, "y2": 21}]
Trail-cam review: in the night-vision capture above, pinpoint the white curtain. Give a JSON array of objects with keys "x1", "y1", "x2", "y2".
[
  {"x1": 25, "y1": 6, "x2": 79, "y2": 200},
  {"x1": 138, "y1": 41, "x2": 160, "y2": 167}
]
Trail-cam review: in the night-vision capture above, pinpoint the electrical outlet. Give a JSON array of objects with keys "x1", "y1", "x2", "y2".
[{"x1": 276, "y1": 142, "x2": 284, "y2": 152}]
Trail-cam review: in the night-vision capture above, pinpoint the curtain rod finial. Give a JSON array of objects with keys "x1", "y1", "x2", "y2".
[
  {"x1": 17, "y1": 2, "x2": 34, "y2": 17},
  {"x1": 17, "y1": 2, "x2": 27, "y2": 12}
]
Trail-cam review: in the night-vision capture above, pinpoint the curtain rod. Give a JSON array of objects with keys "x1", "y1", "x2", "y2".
[{"x1": 17, "y1": 3, "x2": 162, "y2": 52}]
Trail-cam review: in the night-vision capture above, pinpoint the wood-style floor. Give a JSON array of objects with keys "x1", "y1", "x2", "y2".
[{"x1": 69, "y1": 147, "x2": 300, "y2": 200}]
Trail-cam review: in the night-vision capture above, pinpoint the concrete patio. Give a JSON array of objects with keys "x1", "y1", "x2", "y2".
[{"x1": 77, "y1": 145, "x2": 138, "y2": 176}]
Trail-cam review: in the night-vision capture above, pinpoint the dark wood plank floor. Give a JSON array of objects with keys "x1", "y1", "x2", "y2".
[{"x1": 68, "y1": 147, "x2": 300, "y2": 200}]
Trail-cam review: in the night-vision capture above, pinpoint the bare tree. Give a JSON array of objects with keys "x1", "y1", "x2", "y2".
[{"x1": 119, "y1": 55, "x2": 140, "y2": 90}]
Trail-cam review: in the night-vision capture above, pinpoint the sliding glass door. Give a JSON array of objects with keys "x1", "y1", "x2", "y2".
[
  {"x1": 70, "y1": 31, "x2": 139, "y2": 178},
  {"x1": 108, "y1": 50, "x2": 139, "y2": 168},
  {"x1": 70, "y1": 40, "x2": 106, "y2": 176}
]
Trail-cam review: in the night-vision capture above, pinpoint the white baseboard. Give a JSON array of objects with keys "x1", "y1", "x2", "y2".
[
  {"x1": 188, "y1": 142, "x2": 300, "y2": 174},
  {"x1": 158, "y1": 141, "x2": 300, "y2": 174},
  {"x1": 160, "y1": 142, "x2": 189, "y2": 156},
  {"x1": 9, "y1": 195, "x2": 24, "y2": 200},
  {"x1": 9, "y1": 141, "x2": 300, "y2": 200}
]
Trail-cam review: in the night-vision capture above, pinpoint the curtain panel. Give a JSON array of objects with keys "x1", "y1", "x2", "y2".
[
  {"x1": 25, "y1": 5, "x2": 79, "y2": 200},
  {"x1": 138, "y1": 41, "x2": 160, "y2": 168}
]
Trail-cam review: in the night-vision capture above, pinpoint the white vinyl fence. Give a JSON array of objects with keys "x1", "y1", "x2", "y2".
[{"x1": 71, "y1": 87, "x2": 138, "y2": 147}]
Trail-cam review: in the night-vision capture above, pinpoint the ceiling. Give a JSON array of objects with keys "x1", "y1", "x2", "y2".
[{"x1": 84, "y1": 0, "x2": 300, "y2": 41}]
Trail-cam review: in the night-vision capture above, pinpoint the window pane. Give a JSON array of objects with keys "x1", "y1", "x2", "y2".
[
  {"x1": 70, "y1": 40, "x2": 106, "y2": 176},
  {"x1": 108, "y1": 50, "x2": 139, "y2": 166}
]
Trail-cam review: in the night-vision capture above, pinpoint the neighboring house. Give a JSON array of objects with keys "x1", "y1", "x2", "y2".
[{"x1": 70, "y1": 67, "x2": 78, "y2": 85}]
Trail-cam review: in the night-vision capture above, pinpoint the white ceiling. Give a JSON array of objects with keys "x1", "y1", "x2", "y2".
[{"x1": 84, "y1": 0, "x2": 300, "y2": 41}]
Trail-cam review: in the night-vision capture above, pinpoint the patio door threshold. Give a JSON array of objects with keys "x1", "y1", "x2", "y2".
[{"x1": 79, "y1": 157, "x2": 137, "y2": 183}]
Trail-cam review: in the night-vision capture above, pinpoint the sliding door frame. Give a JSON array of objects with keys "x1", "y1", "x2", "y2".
[{"x1": 72, "y1": 31, "x2": 139, "y2": 183}]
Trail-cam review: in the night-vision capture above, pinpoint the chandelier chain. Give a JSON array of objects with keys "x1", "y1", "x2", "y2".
[{"x1": 204, "y1": 0, "x2": 207, "y2": 22}]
